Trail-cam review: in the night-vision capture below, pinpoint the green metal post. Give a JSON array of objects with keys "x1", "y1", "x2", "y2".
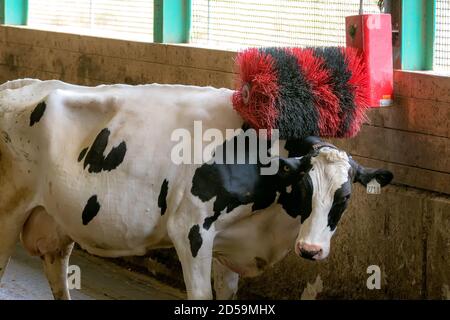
[
  {"x1": 154, "y1": 0, "x2": 191, "y2": 43},
  {"x1": 401, "y1": 0, "x2": 436, "y2": 70},
  {"x1": 0, "y1": 0, "x2": 28, "y2": 25}
]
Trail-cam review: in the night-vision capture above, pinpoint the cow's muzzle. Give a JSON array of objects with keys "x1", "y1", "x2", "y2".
[{"x1": 295, "y1": 242, "x2": 323, "y2": 261}]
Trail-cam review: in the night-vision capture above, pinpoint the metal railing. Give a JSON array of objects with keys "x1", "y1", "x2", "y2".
[
  {"x1": 190, "y1": 0, "x2": 380, "y2": 49},
  {"x1": 435, "y1": 0, "x2": 450, "y2": 71},
  {"x1": 27, "y1": 0, "x2": 153, "y2": 40}
]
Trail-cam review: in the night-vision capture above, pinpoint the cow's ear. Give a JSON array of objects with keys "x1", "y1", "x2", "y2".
[{"x1": 350, "y1": 158, "x2": 393, "y2": 187}]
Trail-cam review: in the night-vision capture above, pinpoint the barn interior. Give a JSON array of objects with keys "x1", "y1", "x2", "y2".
[{"x1": 0, "y1": 0, "x2": 448, "y2": 301}]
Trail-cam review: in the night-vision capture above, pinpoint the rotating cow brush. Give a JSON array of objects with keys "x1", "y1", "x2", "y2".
[{"x1": 232, "y1": 47, "x2": 369, "y2": 140}]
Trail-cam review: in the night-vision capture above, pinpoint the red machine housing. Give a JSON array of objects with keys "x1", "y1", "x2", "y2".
[{"x1": 346, "y1": 13, "x2": 393, "y2": 107}]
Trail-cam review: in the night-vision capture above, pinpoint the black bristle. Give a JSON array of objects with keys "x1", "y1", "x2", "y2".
[
  {"x1": 311, "y1": 47, "x2": 356, "y2": 137},
  {"x1": 260, "y1": 48, "x2": 319, "y2": 140}
]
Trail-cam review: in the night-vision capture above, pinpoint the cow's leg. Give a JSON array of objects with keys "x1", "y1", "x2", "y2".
[
  {"x1": 0, "y1": 215, "x2": 22, "y2": 282},
  {"x1": 42, "y1": 243, "x2": 74, "y2": 300},
  {"x1": 21, "y1": 207, "x2": 74, "y2": 300},
  {"x1": 167, "y1": 215, "x2": 215, "y2": 300},
  {"x1": 213, "y1": 259, "x2": 239, "y2": 300},
  {"x1": 0, "y1": 181, "x2": 36, "y2": 282}
]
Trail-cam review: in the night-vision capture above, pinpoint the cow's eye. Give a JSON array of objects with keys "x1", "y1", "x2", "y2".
[
  {"x1": 283, "y1": 165, "x2": 290, "y2": 172},
  {"x1": 335, "y1": 195, "x2": 350, "y2": 206}
]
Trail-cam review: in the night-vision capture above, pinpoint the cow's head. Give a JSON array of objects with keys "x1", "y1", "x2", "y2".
[{"x1": 276, "y1": 137, "x2": 393, "y2": 261}]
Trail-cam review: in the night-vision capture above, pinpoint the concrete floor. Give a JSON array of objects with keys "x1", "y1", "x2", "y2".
[{"x1": 0, "y1": 244, "x2": 185, "y2": 300}]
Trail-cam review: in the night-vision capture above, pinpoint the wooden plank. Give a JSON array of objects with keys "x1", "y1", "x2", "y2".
[
  {"x1": 0, "y1": 64, "x2": 60, "y2": 83},
  {"x1": 0, "y1": 26, "x2": 6, "y2": 43},
  {"x1": 3, "y1": 26, "x2": 236, "y2": 73},
  {"x1": 78, "y1": 35, "x2": 168, "y2": 64},
  {"x1": 125, "y1": 58, "x2": 234, "y2": 88},
  {"x1": 74, "y1": 53, "x2": 234, "y2": 87},
  {"x1": 409, "y1": 72, "x2": 450, "y2": 103},
  {"x1": 121, "y1": 59, "x2": 168, "y2": 85},
  {"x1": 367, "y1": 96, "x2": 450, "y2": 138},
  {"x1": 78, "y1": 36, "x2": 236, "y2": 73},
  {"x1": 163, "y1": 63, "x2": 234, "y2": 88},
  {"x1": 73, "y1": 53, "x2": 191, "y2": 85},
  {"x1": 394, "y1": 70, "x2": 450, "y2": 104},
  {"x1": 425, "y1": 196, "x2": 450, "y2": 298},
  {"x1": 0, "y1": 40, "x2": 235, "y2": 87},
  {"x1": 393, "y1": 70, "x2": 412, "y2": 98},
  {"x1": 165, "y1": 44, "x2": 236, "y2": 73},
  {"x1": 351, "y1": 155, "x2": 450, "y2": 195},
  {"x1": 5, "y1": 26, "x2": 80, "y2": 52},
  {"x1": 49, "y1": 48, "x2": 234, "y2": 87},
  {"x1": 0, "y1": 64, "x2": 15, "y2": 83},
  {"x1": 74, "y1": 53, "x2": 129, "y2": 84},
  {"x1": 0, "y1": 42, "x2": 79, "y2": 79},
  {"x1": 330, "y1": 125, "x2": 450, "y2": 173}
]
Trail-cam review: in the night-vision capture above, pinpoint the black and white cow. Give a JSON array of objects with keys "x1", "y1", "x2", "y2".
[{"x1": 0, "y1": 79, "x2": 393, "y2": 300}]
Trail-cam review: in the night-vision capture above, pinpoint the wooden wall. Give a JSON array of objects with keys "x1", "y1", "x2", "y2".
[{"x1": 331, "y1": 71, "x2": 450, "y2": 195}]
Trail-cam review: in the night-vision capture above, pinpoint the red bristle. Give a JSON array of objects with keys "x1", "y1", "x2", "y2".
[
  {"x1": 232, "y1": 49, "x2": 279, "y2": 135},
  {"x1": 342, "y1": 47, "x2": 370, "y2": 137},
  {"x1": 232, "y1": 46, "x2": 370, "y2": 140},
  {"x1": 290, "y1": 48, "x2": 341, "y2": 137}
]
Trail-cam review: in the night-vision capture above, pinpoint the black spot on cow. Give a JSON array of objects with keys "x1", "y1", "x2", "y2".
[
  {"x1": 158, "y1": 179, "x2": 169, "y2": 215},
  {"x1": 192, "y1": 134, "x2": 273, "y2": 230},
  {"x1": 83, "y1": 128, "x2": 127, "y2": 173},
  {"x1": 276, "y1": 154, "x2": 314, "y2": 222},
  {"x1": 188, "y1": 224, "x2": 203, "y2": 258},
  {"x1": 327, "y1": 179, "x2": 351, "y2": 231},
  {"x1": 191, "y1": 132, "x2": 304, "y2": 230},
  {"x1": 29, "y1": 102, "x2": 46, "y2": 127},
  {"x1": 82, "y1": 195, "x2": 101, "y2": 225},
  {"x1": 78, "y1": 147, "x2": 88, "y2": 162},
  {"x1": 278, "y1": 174, "x2": 313, "y2": 223}
]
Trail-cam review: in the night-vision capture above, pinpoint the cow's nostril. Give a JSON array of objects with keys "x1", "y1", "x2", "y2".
[{"x1": 299, "y1": 249, "x2": 321, "y2": 260}]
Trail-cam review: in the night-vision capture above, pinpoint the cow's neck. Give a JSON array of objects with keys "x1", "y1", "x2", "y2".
[{"x1": 213, "y1": 200, "x2": 300, "y2": 277}]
